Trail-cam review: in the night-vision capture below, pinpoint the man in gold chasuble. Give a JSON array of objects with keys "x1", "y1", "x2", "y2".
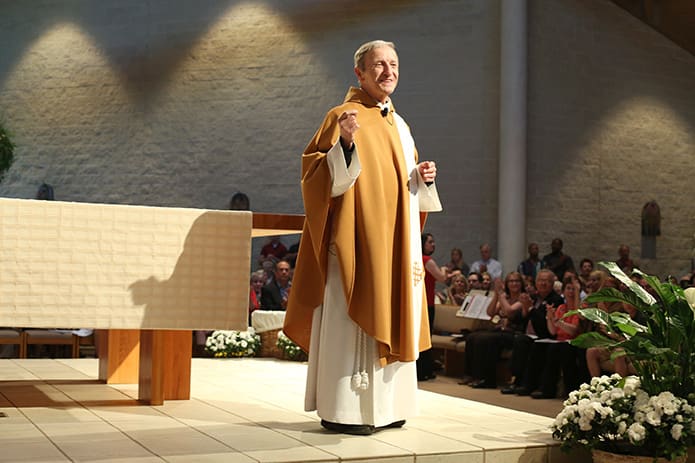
[{"x1": 284, "y1": 40, "x2": 442, "y2": 435}]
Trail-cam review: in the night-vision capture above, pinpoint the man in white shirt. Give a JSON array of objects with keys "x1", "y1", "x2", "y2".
[{"x1": 469, "y1": 243, "x2": 503, "y2": 280}]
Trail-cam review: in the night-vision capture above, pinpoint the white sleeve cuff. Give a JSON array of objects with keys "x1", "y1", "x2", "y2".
[
  {"x1": 327, "y1": 141, "x2": 361, "y2": 198},
  {"x1": 416, "y1": 169, "x2": 443, "y2": 212}
]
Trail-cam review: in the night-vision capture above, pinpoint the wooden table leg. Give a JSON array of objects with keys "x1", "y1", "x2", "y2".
[
  {"x1": 97, "y1": 329, "x2": 140, "y2": 384},
  {"x1": 138, "y1": 330, "x2": 164, "y2": 405},
  {"x1": 162, "y1": 330, "x2": 192, "y2": 401},
  {"x1": 138, "y1": 330, "x2": 192, "y2": 405}
]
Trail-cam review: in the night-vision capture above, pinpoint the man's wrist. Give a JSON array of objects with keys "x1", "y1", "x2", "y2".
[{"x1": 340, "y1": 137, "x2": 354, "y2": 153}]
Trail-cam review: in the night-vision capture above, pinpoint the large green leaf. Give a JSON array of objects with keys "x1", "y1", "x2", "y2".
[
  {"x1": 565, "y1": 308, "x2": 610, "y2": 325},
  {"x1": 570, "y1": 263, "x2": 695, "y2": 397},
  {"x1": 584, "y1": 287, "x2": 650, "y2": 312},
  {"x1": 570, "y1": 331, "x2": 620, "y2": 349},
  {"x1": 599, "y1": 261, "x2": 656, "y2": 305}
]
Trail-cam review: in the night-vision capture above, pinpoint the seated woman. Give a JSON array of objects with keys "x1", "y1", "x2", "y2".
[
  {"x1": 444, "y1": 273, "x2": 468, "y2": 306},
  {"x1": 444, "y1": 247, "x2": 469, "y2": 279},
  {"x1": 480, "y1": 272, "x2": 492, "y2": 293},
  {"x1": 584, "y1": 269, "x2": 606, "y2": 296},
  {"x1": 585, "y1": 300, "x2": 643, "y2": 378},
  {"x1": 249, "y1": 269, "x2": 266, "y2": 322},
  {"x1": 464, "y1": 272, "x2": 528, "y2": 388}
]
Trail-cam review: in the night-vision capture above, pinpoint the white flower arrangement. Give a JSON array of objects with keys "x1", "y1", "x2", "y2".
[
  {"x1": 276, "y1": 330, "x2": 307, "y2": 361},
  {"x1": 552, "y1": 374, "x2": 695, "y2": 461},
  {"x1": 205, "y1": 329, "x2": 261, "y2": 358}
]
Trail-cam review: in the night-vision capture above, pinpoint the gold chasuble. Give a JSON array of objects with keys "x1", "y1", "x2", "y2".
[{"x1": 284, "y1": 87, "x2": 431, "y2": 365}]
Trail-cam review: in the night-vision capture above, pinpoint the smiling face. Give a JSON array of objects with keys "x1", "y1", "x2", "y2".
[
  {"x1": 355, "y1": 45, "x2": 399, "y2": 103},
  {"x1": 251, "y1": 276, "x2": 264, "y2": 292},
  {"x1": 535, "y1": 270, "x2": 555, "y2": 297}
]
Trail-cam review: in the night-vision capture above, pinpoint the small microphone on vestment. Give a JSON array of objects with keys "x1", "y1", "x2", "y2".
[{"x1": 380, "y1": 106, "x2": 389, "y2": 117}]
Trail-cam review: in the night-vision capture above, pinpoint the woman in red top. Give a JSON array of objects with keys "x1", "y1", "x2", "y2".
[
  {"x1": 248, "y1": 270, "x2": 265, "y2": 324},
  {"x1": 418, "y1": 233, "x2": 451, "y2": 381}
]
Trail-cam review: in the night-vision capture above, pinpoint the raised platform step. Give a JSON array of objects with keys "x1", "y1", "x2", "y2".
[{"x1": 0, "y1": 357, "x2": 580, "y2": 463}]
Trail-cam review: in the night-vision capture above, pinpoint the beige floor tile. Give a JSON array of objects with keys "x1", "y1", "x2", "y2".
[
  {"x1": 38, "y1": 423, "x2": 159, "y2": 461},
  {"x1": 121, "y1": 427, "x2": 240, "y2": 458},
  {"x1": 0, "y1": 422, "x2": 46, "y2": 439},
  {"x1": 164, "y1": 452, "x2": 257, "y2": 463},
  {"x1": 485, "y1": 446, "x2": 549, "y2": 463},
  {"x1": 19, "y1": 406, "x2": 101, "y2": 424},
  {"x1": 337, "y1": 457, "x2": 414, "y2": 463},
  {"x1": 243, "y1": 446, "x2": 341, "y2": 462},
  {"x1": 372, "y1": 426, "x2": 481, "y2": 454},
  {"x1": 0, "y1": 436, "x2": 69, "y2": 462},
  {"x1": 0, "y1": 358, "x2": 565, "y2": 463},
  {"x1": 416, "y1": 453, "x2": 484, "y2": 463},
  {"x1": 300, "y1": 431, "x2": 414, "y2": 460}
]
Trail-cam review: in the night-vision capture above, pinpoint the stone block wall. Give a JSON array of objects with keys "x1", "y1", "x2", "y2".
[
  {"x1": 0, "y1": 0, "x2": 693, "y2": 278},
  {"x1": 527, "y1": 0, "x2": 695, "y2": 278}
]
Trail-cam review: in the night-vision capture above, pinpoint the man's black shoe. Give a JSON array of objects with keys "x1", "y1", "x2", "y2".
[
  {"x1": 500, "y1": 385, "x2": 530, "y2": 395},
  {"x1": 531, "y1": 391, "x2": 554, "y2": 399},
  {"x1": 470, "y1": 380, "x2": 496, "y2": 389},
  {"x1": 321, "y1": 419, "x2": 375, "y2": 435},
  {"x1": 377, "y1": 420, "x2": 406, "y2": 430}
]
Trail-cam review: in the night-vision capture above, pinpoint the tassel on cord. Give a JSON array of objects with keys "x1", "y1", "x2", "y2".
[
  {"x1": 351, "y1": 329, "x2": 362, "y2": 389},
  {"x1": 359, "y1": 328, "x2": 369, "y2": 390},
  {"x1": 351, "y1": 328, "x2": 369, "y2": 391}
]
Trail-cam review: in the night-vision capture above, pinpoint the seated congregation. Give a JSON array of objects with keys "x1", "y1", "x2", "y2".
[{"x1": 426, "y1": 239, "x2": 692, "y2": 400}]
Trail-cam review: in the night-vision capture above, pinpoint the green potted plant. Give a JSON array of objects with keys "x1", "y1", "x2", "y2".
[
  {"x1": 551, "y1": 262, "x2": 695, "y2": 462},
  {"x1": 0, "y1": 122, "x2": 15, "y2": 182}
]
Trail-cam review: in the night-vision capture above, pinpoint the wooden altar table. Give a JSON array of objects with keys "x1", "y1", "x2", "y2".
[
  {"x1": 0, "y1": 199, "x2": 304, "y2": 404},
  {"x1": 95, "y1": 212, "x2": 304, "y2": 404}
]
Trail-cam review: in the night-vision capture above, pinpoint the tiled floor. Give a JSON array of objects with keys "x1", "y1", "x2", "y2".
[{"x1": 0, "y1": 358, "x2": 583, "y2": 463}]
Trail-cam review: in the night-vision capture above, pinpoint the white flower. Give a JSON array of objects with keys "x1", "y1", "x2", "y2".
[
  {"x1": 671, "y1": 424, "x2": 683, "y2": 440},
  {"x1": 634, "y1": 390, "x2": 650, "y2": 407},
  {"x1": 623, "y1": 376, "x2": 640, "y2": 394},
  {"x1": 645, "y1": 410, "x2": 661, "y2": 426},
  {"x1": 617, "y1": 421, "x2": 627, "y2": 435},
  {"x1": 655, "y1": 392, "x2": 678, "y2": 415},
  {"x1": 627, "y1": 422, "x2": 646, "y2": 443},
  {"x1": 609, "y1": 387, "x2": 625, "y2": 400}
]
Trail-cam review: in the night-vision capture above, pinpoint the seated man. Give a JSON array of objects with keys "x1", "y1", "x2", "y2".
[
  {"x1": 261, "y1": 259, "x2": 292, "y2": 310},
  {"x1": 469, "y1": 243, "x2": 502, "y2": 280},
  {"x1": 258, "y1": 236, "x2": 288, "y2": 266}
]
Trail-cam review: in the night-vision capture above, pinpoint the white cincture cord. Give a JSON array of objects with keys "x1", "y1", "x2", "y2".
[{"x1": 351, "y1": 328, "x2": 369, "y2": 391}]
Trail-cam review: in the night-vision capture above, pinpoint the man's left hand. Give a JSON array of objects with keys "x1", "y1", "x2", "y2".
[{"x1": 418, "y1": 161, "x2": 437, "y2": 182}]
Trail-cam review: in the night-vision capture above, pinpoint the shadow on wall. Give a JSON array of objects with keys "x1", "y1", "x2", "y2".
[
  {"x1": 128, "y1": 211, "x2": 250, "y2": 331},
  {"x1": 0, "y1": 0, "x2": 427, "y2": 100}
]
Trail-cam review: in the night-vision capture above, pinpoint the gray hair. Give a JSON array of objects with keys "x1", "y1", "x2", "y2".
[{"x1": 353, "y1": 40, "x2": 396, "y2": 70}]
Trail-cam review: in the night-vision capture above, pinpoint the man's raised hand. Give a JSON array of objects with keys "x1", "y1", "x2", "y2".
[{"x1": 338, "y1": 110, "x2": 359, "y2": 149}]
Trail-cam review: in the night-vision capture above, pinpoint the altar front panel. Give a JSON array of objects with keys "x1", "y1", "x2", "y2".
[{"x1": 0, "y1": 198, "x2": 250, "y2": 331}]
